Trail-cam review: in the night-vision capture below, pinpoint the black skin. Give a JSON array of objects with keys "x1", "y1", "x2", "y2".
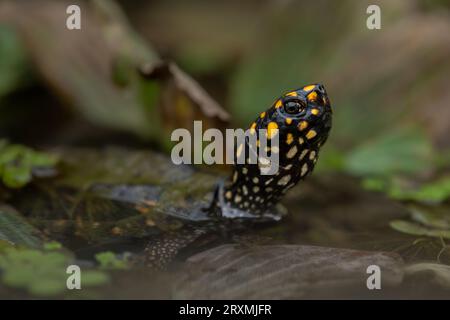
[
  {"x1": 215, "y1": 83, "x2": 332, "y2": 217},
  {"x1": 144, "y1": 84, "x2": 332, "y2": 268}
]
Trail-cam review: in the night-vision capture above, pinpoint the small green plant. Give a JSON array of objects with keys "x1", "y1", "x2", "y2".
[
  {"x1": 95, "y1": 251, "x2": 129, "y2": 270},
  {"x1": 389, "y1": 203, "x2": 450, "y2": 243},
  {"x1": 0, "y1": 242, "x2": 109, "y2": 297},
  {"x1": 0, "y1": 140, "x2": 58, "y2": 189}
]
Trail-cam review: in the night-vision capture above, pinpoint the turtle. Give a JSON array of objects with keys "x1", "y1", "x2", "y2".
[{"x1": 10, "y1": 83, "x2": 332, "y2": 269}]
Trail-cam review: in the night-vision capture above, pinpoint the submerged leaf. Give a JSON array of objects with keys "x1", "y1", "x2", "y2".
[
  {"x1": 390, "y1": 220, "x2": 450, "y2": 239},
  {"x1": 407, "y1": 204, "x2": 450, "y2": 230}
]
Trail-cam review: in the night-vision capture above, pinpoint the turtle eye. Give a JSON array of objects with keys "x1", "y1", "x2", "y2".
[{"x1": 284, "y1": 100, "x2": 306, "y2": 115}]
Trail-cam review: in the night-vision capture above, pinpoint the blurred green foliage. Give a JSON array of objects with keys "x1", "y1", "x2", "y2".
[
  {"x1": 0, "y1": 140, "x2": 58, "y2": 189},
  {"x1": 344, "y1": 127, "x2": 433, "y2": 176},
  {"x1": 364, "y1": 176, "x2": 450, "y2": 203},
  {"x1": 0, "y1": 242, "x2": 109, "y2": 297},
  {"x1": 225, "y1": 1, "x2": 448, "y2": 204},
  {"x1": 0, "y1": 0, "x2": 449, "y2": 241},
  {"x1": 0, "y1": 26, "x2": 31, "y2": 99},
  {"x1": 95, "y1": 251, "x2": 129, "y2": 270},
  {"x1": 43, "y1": 241, "x2": 63, "y2": 251}
]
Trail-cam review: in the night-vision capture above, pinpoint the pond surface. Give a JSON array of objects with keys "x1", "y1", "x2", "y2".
[{"x1": 1, "y1": 147, "x2": 449, "y2": 299}]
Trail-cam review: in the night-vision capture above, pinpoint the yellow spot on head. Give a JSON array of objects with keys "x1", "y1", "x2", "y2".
[
  {"x1": 298, "y1": 121, "x2": 308, "y2": 131},
  {"x1": 286, "y1": 133, "x2": 293, "y2": 145},
  {"x1": 307, "y1": 91, "x2": 318, "y2": 101},
  {"x1": 256, "y1": 140, "x2": 260, "y2": 147},
  {"x1": 260, "y1": 112, "x2": 266, "y2": 119},
  {"x1": 275, "y1": 100, "x2": 283, "y2": 108},
  {"x1": 250, "y1": 122, "x2": 256, "y2": 134},
  {"x1": 225, "y1": 191, "x2": 232, "y2": 199},
  {"x1": 303, "y1": 84, "x2": 315, "y2": 92},
  {"x1": 306, "y1": 129, "x2": 317, "y2": 139},
  {"x1": 311, "y1": 108, "x2": 319, "y2": 115},
  {"x1": 285, "y1": 91, "x2": 297, "y2": 97},
  {"x1": 266, "y1": 122, "x2": 279, "y2": 139},
  {"x1": 285, "y1": 117, "x2": 293, "y2": 125},
  {"x1": 299, "y1": 137, "x2": 304, "y2": 145}
]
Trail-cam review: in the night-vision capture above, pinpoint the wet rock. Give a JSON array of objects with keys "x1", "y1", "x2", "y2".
[
  {"x1": 174, "y1": 244, "x2": 404, "y2": 299},
  {"x1": 405, "y1": 263, "x2": 450, "y2": 289},
  {"x1": 0, "y1": 204, "x2": 44, "y2": 248},
  {"x1": 10, "y1": 147, "x2": 218, "y2": 245}
]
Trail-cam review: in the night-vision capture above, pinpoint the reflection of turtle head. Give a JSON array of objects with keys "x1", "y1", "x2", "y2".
[{"x1": 214, "y1": 84, "x2": 333, "y2": 219}]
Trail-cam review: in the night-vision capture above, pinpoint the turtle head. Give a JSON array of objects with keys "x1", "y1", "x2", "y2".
[
  {"x1": 257, "y1": 83, "x2": 332, "y2": 155},
  {"x1": 215, "y1": 84, "x2": 332, "y2": 219}
]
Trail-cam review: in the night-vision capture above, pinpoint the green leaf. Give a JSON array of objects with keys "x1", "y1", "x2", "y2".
[
  {"x1": 0, "y1": 140, "x2": 58, "y2": 189},
  {"x1": 361, "y1": 177, "x2": 387, "y2": 192},
  {"x1": 0, "y1": 26, "x2": 31, "y2": 98},
  {"x1": 2, "y1": 164, "x2": 32, "y2": 189},
  {"x1": 407, "y1": 204, "x2": 450, "y2": 230},
  {"x1": 314, "y1": 147, "x2": 346, "y2": 173},
  {"x1": 95, "y1": 251, "x2": 129, "y2": 270},
  {"x1": 43, "y1": 241, "x2": 63, "y2": 251},
  {"x1": 345, "y1": 127, "x2": 433, "y2": 177},
  {"x1": 0, "y1": 246, "x2": 110, "y2": 297},
  {"x1": 390, "y1": 220, "x2": 450, "y2": 239},
  {"x1": 363, "y1": 176, "x2": 450, "y2": 203},
  {"x1": 81, "y1": 271, "x2": 110, "y2": 286},
  {"x1": 29, "y1": 279, "x2": 66, "y2": 297},
  {"x1": 402, "y1": 178, "x2": 450, "y2": 202}
]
